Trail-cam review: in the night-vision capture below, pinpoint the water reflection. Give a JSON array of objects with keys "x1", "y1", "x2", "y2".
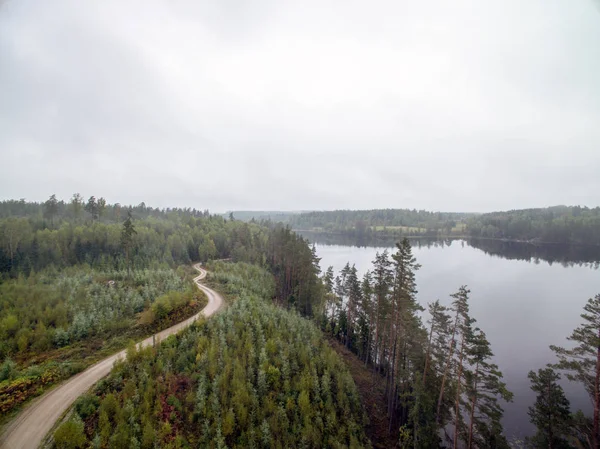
[
  {"x1": 467, "y1": 238, "x2": 600, "y2": 269},
  {"x1": 298, "y1": 231, "x2": 600, "y2": 269}
]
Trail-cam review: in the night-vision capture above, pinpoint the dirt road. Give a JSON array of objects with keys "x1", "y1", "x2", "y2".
[{"x1": 0, "y1": 264, "x2": 223, "y2": 449}]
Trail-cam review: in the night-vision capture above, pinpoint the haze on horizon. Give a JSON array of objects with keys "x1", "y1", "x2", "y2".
[{"x1": 1, "y1": 0, "x2": 599, "y2": 213}]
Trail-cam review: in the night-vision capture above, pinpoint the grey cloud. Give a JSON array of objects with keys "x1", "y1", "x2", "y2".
[{"x1": 1, "y1": 0, "x2": 599, "y2": 212}]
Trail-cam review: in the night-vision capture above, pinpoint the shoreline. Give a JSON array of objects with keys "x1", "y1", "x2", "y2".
[{"x1": 293, "y1": 230, "x2": 600, "y2": 248}]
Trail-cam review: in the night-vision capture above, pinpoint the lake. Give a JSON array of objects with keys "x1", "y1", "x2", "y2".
[{"x1": 305, "y1": 235, "x2": 600, "y2": 441}]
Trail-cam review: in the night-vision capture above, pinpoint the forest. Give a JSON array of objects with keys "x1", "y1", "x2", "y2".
[
  {"x1": 52, "y1": 262, "x2": 370, "y2": 449},
  {"x1": 0, "y1": 266, "x2": 204, "y2": 417},
  {"x1": 0, "y1": 196, "x2": 321, "y2": 312},
  {"x1": 2, "y1": 196, "x2": 600, "y2": 447},
  {"x1": 281, "y1": 206, "x2": 600, "y2": 247},
  {"x1": 465, "y1": 206, "x2": 600, "y2": 245},
  {"x1": 0, "y1": 195, "x2": 320, "y2": 420},
  {"x1": 286, "y1": 209, "x2": 473, "y2": 238}
]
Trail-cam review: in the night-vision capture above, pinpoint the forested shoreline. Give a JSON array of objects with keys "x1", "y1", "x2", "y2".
[
  {"x1": 466, "y1": 206, "x2": 600, "y2": 246},
  {"x1": 280, "y1": 206, "x2": 600, "y2": 247},
  {"x1": 287, "y1": 209, "x2": 472, "y2": 239}
]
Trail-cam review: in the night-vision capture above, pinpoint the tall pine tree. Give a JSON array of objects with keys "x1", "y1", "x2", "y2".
[
  {"x1": 121, "y1": 210, "x2": 137, "y2": 277},
  {"x1": 527, "y1": 367, "x2": 573, "y2": 449}
]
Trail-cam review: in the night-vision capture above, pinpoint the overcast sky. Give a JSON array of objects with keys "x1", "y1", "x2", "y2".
[{"x1": 1, "y1": 0, "x2": 599, "y2": 212}]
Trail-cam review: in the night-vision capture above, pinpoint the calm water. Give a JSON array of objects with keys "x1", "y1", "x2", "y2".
[{"x1": 309, "y1": 237, "x2": 600, "y2": 440}]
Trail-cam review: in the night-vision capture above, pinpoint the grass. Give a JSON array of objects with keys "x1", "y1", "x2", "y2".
[
  {"x1": 451, "y1": 223, "x2": 467, "y2": 233},
  {"x1": 371, "y1": 225, "x2": 422, "y2": 232},
  {"x1": 372, "y1": 222, "x2": 469, "y2": 235}
]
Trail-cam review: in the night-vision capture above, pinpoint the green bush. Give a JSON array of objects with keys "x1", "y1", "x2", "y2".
[
  {"x1": 0, "y1": 358, "x2": 16, "y2": 382},
  {"x1": 74, "y1": 394, "x2": 100, "y2": 420},
  {"x1": 53, "y1": 416, "x2": 86, "y2": 449}
]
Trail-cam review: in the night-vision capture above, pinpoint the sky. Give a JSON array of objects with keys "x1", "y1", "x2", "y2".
[{"x1": 1, "y1": 0, "x2": 600, "y2": 213}]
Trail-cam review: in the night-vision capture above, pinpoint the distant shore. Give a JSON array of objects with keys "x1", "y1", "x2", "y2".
[{"x1": 293, "y1": 229, "x2": 600, "y2": 247}]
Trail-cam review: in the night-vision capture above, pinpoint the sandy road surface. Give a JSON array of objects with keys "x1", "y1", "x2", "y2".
[{"x1": 0, "y1": 264, "x2": 223, "y2": 449}]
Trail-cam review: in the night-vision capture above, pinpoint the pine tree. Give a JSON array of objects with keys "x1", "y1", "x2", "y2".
[
  {"x1": 551, "y1": 294, "x2": 600, "y2": 448},
  {"x1": 70, "y1": 193, "x2": 83, "y2": 221},
  {"x1": 423, "y1": 300, "x2": 451, "y2": 386},
  {"x1": 454, "y1": 309, "x2": 472, "y2": 449},
  {"x1": 0, "y1": 218, "x2": 29, "y2": 265},
  {"x1": 465, "y1": 328, "x2": 512, "y2": 448},
  {"x1": 386, "y1": 238, "x2": 423, "y2": 431},
  {"x1": 344, "y1": 265, "x2": 361, "y2": 349},
  {"x1": 527, "y1": 368, "x2": 572, "y2": 449},
  {"x1": 371, "y1": 251, "x2": 393, "y2": 373},
  {"x1": 85, "y1": 196, "x2": 98, "y2": 221},
  {"x1": 97, "y1": 197, "x2": 107, "y2": 219},
  {"x1": 43, "y1": 194, "x2": 59, "y2": 225},
  {"x1": 322, "y1": 266, "x2": 336, "y2": 330},
  {"x1": 437, "y1": 286, "x2": 470, "y2": 426},
  {"x1": 360, "y1": 270, "x2": 374, "y2": 364},
  {"x1": 121, "y1": 210, "x2": 137, "y2": 277}
]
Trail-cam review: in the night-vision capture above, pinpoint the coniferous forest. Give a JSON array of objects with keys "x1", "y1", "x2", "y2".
[
  {"x1": 53, "y1": 262, "x2": 370, "y2": 449},
  {"x1": 0, "y1": 196, "x2": 320, "y2": 421},
  {"x1": 1, "y1": 196, "x2": 600, "y2": 448},
  {"x1": 465, "y1": 206, "x2": 600, "y2": 245},
  {"x1": 279, "y1": 206, "x2": 600, "y2": 246}
]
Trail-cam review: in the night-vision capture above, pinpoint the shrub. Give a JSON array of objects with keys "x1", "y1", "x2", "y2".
[
  {"x1": 53, "y1": 416, "x2": 86, "y2": 449},
  {"x1": 74, "y1": 394, "x2": 100, "y2": 420},
  {"x1": 0, "y1": 358, "x2": 17, "y2": 382}
]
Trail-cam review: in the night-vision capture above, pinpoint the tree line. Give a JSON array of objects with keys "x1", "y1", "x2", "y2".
[
  {"x1": 0, "y1": 196, "x2": 324, "y2": 320},
  {"x1": 466, "y1": 205, "x2": 600, "y2": 246},
  {"x1": 0, "y1": 197, "x2": 258, "y2": 275},
  {"x1": 283, "y1": 205, "x2": 600, "y2": 246},
  {"x1": 0, "y1": 195, "x2": 211, "y2": 222},
  {"x1": 287, "y1": 208, "x2": 473, "y2": 238}
]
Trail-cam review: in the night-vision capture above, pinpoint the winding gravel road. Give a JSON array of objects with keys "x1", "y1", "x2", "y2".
[{"x1": 0, "y1": 264, "x2": 224, "y2": 449}]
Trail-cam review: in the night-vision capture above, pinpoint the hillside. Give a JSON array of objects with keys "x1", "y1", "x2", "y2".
[{"x1": 51, "y1": 262, "x2": 371, "y2": 448}]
